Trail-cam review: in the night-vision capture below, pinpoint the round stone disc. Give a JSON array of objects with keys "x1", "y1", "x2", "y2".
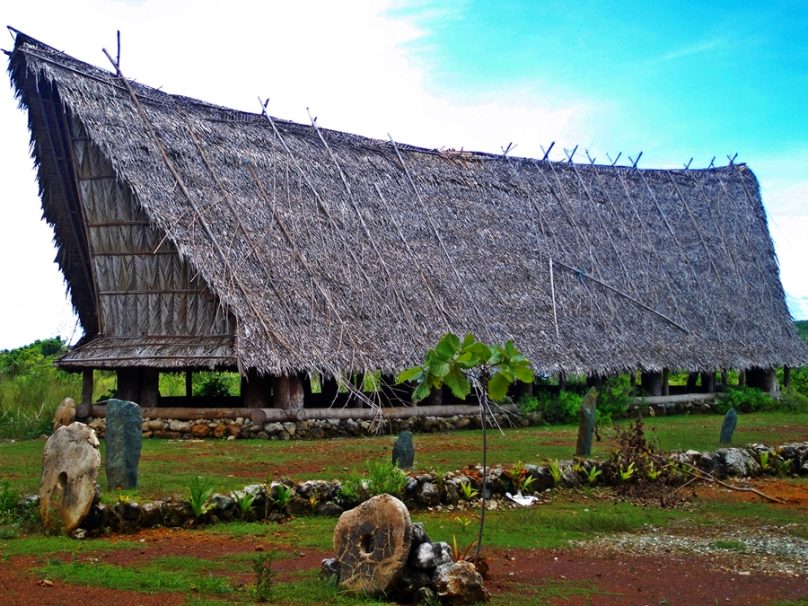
[{"x1": 333, "y1": 494, "x2": 413, "y2": 594}]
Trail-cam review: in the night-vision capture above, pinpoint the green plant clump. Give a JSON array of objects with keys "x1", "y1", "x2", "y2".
[
  {"x1": 596, "y1": 374, "x2": 633, "y2": 422},
  {"x1": 188, "y1": 476, "x2": 215, "y2": 518},
  {"x1": 715, "y1": 386, "x2": 776, "y2": 414}
]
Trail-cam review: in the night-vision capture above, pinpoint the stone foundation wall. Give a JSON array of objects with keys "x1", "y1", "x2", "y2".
[{"x1": 85, "y1": 412, "x2": 543, "y2": 440}]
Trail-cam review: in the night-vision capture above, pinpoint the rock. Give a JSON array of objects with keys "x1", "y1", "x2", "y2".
[
  {"x1": 392, "y1": 431, "x2": 415, "y2": 469},
  {"x1": 191, "y1": 423, "x2": 210, "y2": 438},
  {"x1": 433, "y1": 561, "x2": 489, "y2": 605},
  {"x1": 147, "y1": 419, "x2": 164, "y2": 431},
  {"x1": 168, "y1": 419, "x2": 190, "y2": 432},
  {"x1": 416, "y1": 482, "x2": 441, "y2": 507},
  {"x1": 316, "y1": 501, "x2": 344, "y2": 516},
  {"x1": 716, "y1": 448, "x2": 749, "y2": 477},
  {"x1": 39, "y1": 422, "x2": 101, "y2": 533},
  {"x1": 52, "y1": 397, "x2": 76, "y2": 431},
  {"x1": 411, "y1": 541, "x2": 453, "y2": 569},
  {"x1": 320, "y1": 557, "x2": 340, "y2": 581},
  {"x1": 411, "y1": 522, "x2": 431, "y2": 547},
  {"x1": 575, "y1": 390, "x2": 597, "y2": 457},
  {"x1": 333, "y1": 494, "x2": 413, "y2": 595},
  {"x1": 104, "y1": 400, "x2": 142, "y2": 490},
  {"x1": 720, "y1": 407, "x2": 737, "y2": 445}
]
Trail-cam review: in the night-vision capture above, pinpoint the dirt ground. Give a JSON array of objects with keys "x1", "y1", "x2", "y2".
[{"x1": 2, "y1": 480, "x2": 807, "y2": 605}]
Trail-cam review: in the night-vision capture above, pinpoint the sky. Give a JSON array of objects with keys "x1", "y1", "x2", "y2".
[{"x1": 0, "y1": 0, "x2": 806, "y2": 350}]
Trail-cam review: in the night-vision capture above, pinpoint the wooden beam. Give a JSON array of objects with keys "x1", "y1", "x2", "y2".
[{"x1": 244, "y1": 368, "x2": 272, "y2": 409}]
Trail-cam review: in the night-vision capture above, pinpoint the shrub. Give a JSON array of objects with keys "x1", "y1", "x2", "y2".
[
  {"x1": 518, "y1": 391, "x2": 580, "y2": 424},
  {"x1": 195, "y1": 372, "x2": 239, "y2": 398},
  {"x1": 596, "y1": 375, "x2": 632, "y2": 422},
  {"x1": 779, "y1": 387, "x2": 808, "y2": 413},
  {"x1": 715, "y1": 386, "x2": 775, "y2": 414}
]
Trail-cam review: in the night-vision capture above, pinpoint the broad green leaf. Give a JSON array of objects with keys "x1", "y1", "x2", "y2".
[
  {"x1": 429, "y1": 360, "x2": 450, "y2": 379},
  {"x1": 468, "y1": 342, "x2": 492, "y2": 362},
  {"x1": 434, "y1": 333, "x2": 460, "y2": 361},
  {"x1": 444, "y1": 367, "x2": 471, "y2": 400},
  {"x1": 396, "y1": 366, "x2": 424, "y2": 383},
  {"x1": 412, "y1": 381, "x2": 432, "y2": 403},
  {"x1": 455, "y1": 351, "x2": 480, "y2": 369},
  {"x1": 461, "y1": 333, "x2": 476, "y2": 348},
  {"x1": 512, "y1": 364, "x2": 535, "y2": 384},
  {"x1": 488, "y1": 372, "x2": 511, "y2": 401}
]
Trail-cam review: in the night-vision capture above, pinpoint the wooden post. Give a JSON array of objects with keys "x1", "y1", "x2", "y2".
[
  {"x1": 661, "y1": 368, "x2": 670, "y2": 396},
  {"x1": 738, "y1": 369, "x2": 746, "y2": 386},
  {"x1": 700, "y1": 371, "x2": 716, "y2": 394},
  {"x1": 558, "y1": 372, "x2": 566, "y2": 391},
  {"x1": 720, "y1": 369, "x2": 728, "y2": 388},
  {"x1": 640, "y1": 371, "x2": 663, "y2": 396},
  {"x1": 140, "y1": 368, "x2": 160, "y2": 407},
  {"x1": 116, "y1": 368, "x2": 142, "y2": 402},
  {"x1": 274, "y1": 374, "x2": 304, "y2": 410},
  {"x1": 81, "y1": 369, "x2": 94, "y2": 405},
  {"x1": 784, "y1": 366, "x2": 791, "y2": 389},
  {"x1": 185, "y1": 370, "x2": 193, "y2": 399},
  {"x1": 320, "y1": 374, "x2": 339, "y2": 406},
  {"x1": 686, "y1": 372, "x2": 698, "y2": 392},
  {"x1": 244, "y1": 368, "x2": 271, "y2": 409}
]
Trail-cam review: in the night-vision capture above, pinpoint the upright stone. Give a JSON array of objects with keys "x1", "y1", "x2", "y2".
[
  {"x1": 392, "y1": 431, "x2": 415, "y2": 469},
  {"x1": 333, "y1": 494, "x2": 413, "y2": 595},
  {"x1": 719, "y1": 407, "x2": 737, "y2": 445},
  {"x1": 105, "y1": 399, "x2": 142, "y2": 489},
  {"x1": 52, "y1": 397, "x2": 76, "y2": 431},
  {"x1": 40, "y1": 422, "x2": 100, "y2": 533},
  {"x1": 575, "y1": 390, "x2": 597, "y2": 457}
]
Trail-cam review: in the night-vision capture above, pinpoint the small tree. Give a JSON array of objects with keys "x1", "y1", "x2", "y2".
[{"x1": 398, "y1": 332, "x2": 533, "y2": 558}]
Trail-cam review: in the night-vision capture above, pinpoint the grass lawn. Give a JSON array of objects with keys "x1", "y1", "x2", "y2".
[{"x1": 1, "y1": 411, "x2": 806, "y2": 502}]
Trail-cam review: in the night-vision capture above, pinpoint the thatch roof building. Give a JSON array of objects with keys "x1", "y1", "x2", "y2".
[{"x1": 7, "y1": 31, "x2": 807, "y2": 410}]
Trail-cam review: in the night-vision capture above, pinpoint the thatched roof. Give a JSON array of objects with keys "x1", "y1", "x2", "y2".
[{"x1": 8, "y1": 31, "x2": 808, "y2": 375}]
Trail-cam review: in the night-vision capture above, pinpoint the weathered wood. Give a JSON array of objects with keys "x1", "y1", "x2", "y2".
[
  {"x1": 686, "y1": 372, "x2": 698, "y2": 391},
  {"x1": 185, "y1": 370, "x2": 193, "y2": 398},
  {"x1": 631, "y1": 393, "x2": 715, "y2": 404},
  {"x1": 244, "y1": 368, "x2": 272, "y2": 409},
  {"x1": 81, "y1": 369, "x2": 94, "y2": 405},
  {"x1": 784, "y1": 366, "x2": 791, "y2": 389},
  {"x1": 85, "y1": 403, "x2": 520, "y2": 424},
  {"x1": 116, "y1": 368, "x2": 142, "y2": 402},
  {"x1": 640, "y1": 371, "x2": 663, "y2": 396},
  {"x1": 700, "y1": 371, "x2": 716, "y2": 394},
  {"x1": 140, "y1": 368, "x2": 159, "y2": 407},
  {"x1": 274, "y1": 374, "x2": 304, "y2": 410},
  {"x1": 661, "y1": 368, "x2": 670, "y2": 396},
  {"x1": 738, "y1": 369, "x2": 746, "y2": 386}
]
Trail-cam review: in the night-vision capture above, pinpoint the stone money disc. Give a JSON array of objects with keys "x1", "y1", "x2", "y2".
[{"x1": 333, "y1": 494, "x2": 413, "y2": 594}]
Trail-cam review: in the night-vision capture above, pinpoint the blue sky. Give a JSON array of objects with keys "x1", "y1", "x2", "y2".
[{"x1": 0, "y1": 0, "x2": 805, "y2": 349}]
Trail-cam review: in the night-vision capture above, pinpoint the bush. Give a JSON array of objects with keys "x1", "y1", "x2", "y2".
[
  {"x1": 195, "y1": 372, "x2": 239, "y2": 398},
  {"x1": 715, "y1": 386, "x2": 775, "y2": 414},
  {"x1": 596, "y1": 375, "x2": 632, "y2": 422},
  {"x1": 517, "y1": 390, "x2": 583, "y2": 424}
]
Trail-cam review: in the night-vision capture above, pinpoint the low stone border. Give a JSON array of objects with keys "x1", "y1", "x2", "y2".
[
  {"x1": 57, "y1": 441, "x2": 808, "y2": 537},
  {"x1": 85, "y1": 412, "x2": 541, "y2": 441}
]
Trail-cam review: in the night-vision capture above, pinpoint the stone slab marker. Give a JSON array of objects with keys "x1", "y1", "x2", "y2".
[
  {"x1": 40, "y1": 422, "x2": 100, "y2": 533},
  {"x1": 575, "y1": 390, "x2": 597, "y2": 457},
  {"x1": 392, "y1": 431, "x2": 415, "y2": 469},
  {"x1": 719, "y1": 407, "x2": 737, "y2": 445},
  {"x1": 105, "y1": 399, "x2": 142, "y2": 489},
  {"x1": 52, "y1": 397, "x2": 76, "y2": 431},
  {"x1": 333, "y1": 494, "x2": 413, "y2": 595}
]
